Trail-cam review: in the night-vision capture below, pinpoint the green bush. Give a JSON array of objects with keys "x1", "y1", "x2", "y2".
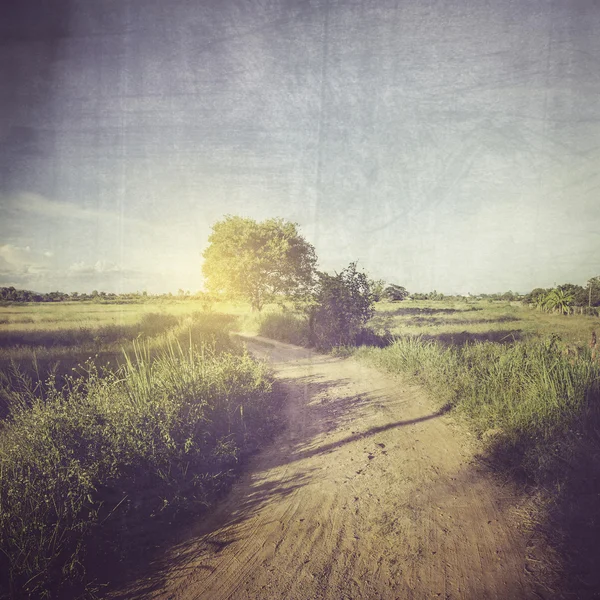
[
  {"x1": 309, "y1": 262, "x2": 375, "y2": 349},
  {"x1": 257, "y1": 312, "x2": 311, "y2": 346}
]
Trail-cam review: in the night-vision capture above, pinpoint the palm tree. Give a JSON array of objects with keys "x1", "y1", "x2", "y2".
[
  {"x1": 543, "y1": 288, "x2": 574, "y2": 315},
  {"x1": 535, "y1": 294, "x2": 548, "y2": 312}
]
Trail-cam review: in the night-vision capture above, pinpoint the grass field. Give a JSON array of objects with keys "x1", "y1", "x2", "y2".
[
  {"x1": 372, "y1": 299, "x2": 599, "y2": 346},
  {"x1": 0, "y1": 300, "x2": 278, "y2": 598},
  {"x1": 2, "y1": 298, "x2": 600, "y2": 596}
]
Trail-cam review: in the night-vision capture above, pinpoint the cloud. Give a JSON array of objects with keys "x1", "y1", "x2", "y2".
[
  {"x1": 15, "y1": 192, "x2": 117, "y2": 222},
  {"x1": 0, "y1": 243, "x2": 56, "y2": 289},
  {"x1": 0, "y1": 243, "x2": 48, "y2": 274},
  {"x1": 8, "y1": 192, "x2": 170, "y2": 237},
  {"x1": 68, "y1": 260, "x2": 121, "y2": 275}
]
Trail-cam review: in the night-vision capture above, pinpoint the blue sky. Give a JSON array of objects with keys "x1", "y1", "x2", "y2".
[{"x1": 1, "y1": 0, "x2": 599, "y2": 294}]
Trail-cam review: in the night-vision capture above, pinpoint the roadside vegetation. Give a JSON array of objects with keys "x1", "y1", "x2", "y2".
[{"x1": 0, "y1": 307, "x2": 276, "y2": 598}]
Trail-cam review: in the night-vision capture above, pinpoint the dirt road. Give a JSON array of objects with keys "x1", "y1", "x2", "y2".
[{"x1": 117, "y1": 336, "x2": 536, "y2": 599}]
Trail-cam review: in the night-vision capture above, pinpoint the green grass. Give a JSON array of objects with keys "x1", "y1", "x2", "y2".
[
  {"x1": 374, "y1": 299, "x2": 599, "y2": 346},
  {"x1": 255, "y1": 300, "x2": 600, "y2": 479},
  {"x1": 249, "y1": 298, "x2": 600, "y2": 596},
  {"x1": 361, "y1": 302, "x2": 600, "y2": 481},
  {"x1": 256, "y1": 311, "x2": 311, "y2": 346},
  {"x1": 0, "y1": 306, "x2": 277, "y2": 597},
  {"x1": 0, "y1": 310, "x2": 240, "y2": 419},
  {"x1": 355, "y1": 336, "x2": 600, "y2": 473},
  {"x1": 3, "y1": 298, "x2": 598, "y2": 596}
]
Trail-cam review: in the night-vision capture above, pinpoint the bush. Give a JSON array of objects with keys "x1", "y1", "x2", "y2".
[
  {"x1": 308, "y1": 262, "x2": 375, "y2": 349},
  {"x1": 257, "y1": 312, "x2": 311, "y2": 346}
]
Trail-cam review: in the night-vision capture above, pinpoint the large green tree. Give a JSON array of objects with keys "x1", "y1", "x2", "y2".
[{"x1": 202, "y1": 216, "x2": 317, "y2": 311}]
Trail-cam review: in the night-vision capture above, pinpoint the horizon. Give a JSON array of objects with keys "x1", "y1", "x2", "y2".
[
  {"x1": 1, "y1": 266, "x2": 597, "y2": 299},
  {"x1": 1, "y1": 0, "x2": 599, "y2": 296}
]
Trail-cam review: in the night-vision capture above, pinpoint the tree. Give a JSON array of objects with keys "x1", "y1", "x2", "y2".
[
  {"x1": 587, "y1": 277, "x2": 600, "y2": 307},
  {"x1": 557, "y1": 283, "x2": 586, "y2": 306},
  {"x1": 202, "y1": 216, "x2": 317, "y2": 311},
  {"x1": 523, "y1": 287, "x2": 550, "y2": 305},
  {"x1": 308, "y1": 262, "x2": 375, "y2": 348},
  {"x1": 382, "y1": 283, "x2": 409, "y2": 302},
  {"x1": 369, "y1": 278, "x2": 386, "y2": 302},
  {"x1": 501, "y1": 290, "x2": 518, "y2": 302},
  {"x1": 543, "y1": 288, "x2": 574, "y2": 314}
]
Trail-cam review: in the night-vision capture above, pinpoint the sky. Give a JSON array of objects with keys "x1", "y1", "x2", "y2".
[{"x1": 1, "y1": 0, "x2": 599, "y2": 295}]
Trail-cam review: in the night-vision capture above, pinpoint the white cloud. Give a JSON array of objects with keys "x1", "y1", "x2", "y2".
[
  {"x1": 15, "y1": 192, "x2": 116, "y2": 222},
  {"x1": 8, "y1": 192, "x2": 170, "y2": 237},
  {"x1": 94, "y1": 260, "x2": 121, "y2": 273},
  {"x1": 68, "y1": 261, "x2": 93, "y2": 275},
  {"x1": 68, "y1": 260, "x2": 121, "y2": 275},
  {"x1": 0, "y1": 243, "x2": 49, "y2": 274}
]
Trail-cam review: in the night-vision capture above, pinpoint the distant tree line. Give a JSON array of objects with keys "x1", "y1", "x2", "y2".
[
  {"x1": 0, "y1": 287, "x2": 212, "y2": 304},
  {"x1": 522, "y1": 277, "x2": 600, "y2": 314}
]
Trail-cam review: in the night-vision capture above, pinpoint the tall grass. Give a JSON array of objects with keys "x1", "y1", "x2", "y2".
[
  {"x1": 356, "y1": 336, "x2": 600, "y2": 480},
  {"x1": 256, "y1": 312, "x2": 311, "y2": 346},
  {"x1": 0, "y1": 312, "x2": 238, "y2": 420},
  {"x1": 0, "y1": 321, "x2": 274, "y2": 597}
]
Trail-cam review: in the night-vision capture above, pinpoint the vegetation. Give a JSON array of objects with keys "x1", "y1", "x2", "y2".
[
  {"x1": 356, "y1": 334, "x2": 600, "y2": 479},
  {"x1": 2, "y1": 211, "x2": 600, "y2": 598},
  {"x1": 0, "y1": 310, "x2": 276, "y2": 598},
  {"x1": 382, "y1": 284, "x2": 409, "y2": 302},
  {"x1": 521, "y1": 278, "x2": 600, "y2": 315},
  {"x1": 202, "y1": 216, "x2": 317, "y2": 311},
  {"x1": 307, "y1": 262, "x2": 375, "y2": 348},
  {"x1": 253, "y1": 262, "x2": 377, "y2": 350},
  {"x1": 0, "y1": 286, "x2": 216, "y2": 306}
]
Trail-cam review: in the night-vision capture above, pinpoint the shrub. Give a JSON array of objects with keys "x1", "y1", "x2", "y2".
[
  {"x1": 257, "y1": 312, "x2": 311, "y2": 346},
  {"x1": 308, "y1": 262, "x2": 375, "y2": 349}
]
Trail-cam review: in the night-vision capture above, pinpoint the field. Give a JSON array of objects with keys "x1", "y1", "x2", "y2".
[
  {"x1": 1, "y1": 298, "x2": 600, "y2": 597},
  {"x1": 372, "y1": 299, "x2": 599, "y2": 345},
  {"x1": 257, "y1": 298, "x2": 600, "y2": 596},
  {"x1": 0, "y1": 300, "x2": 278, "y2": 598}
]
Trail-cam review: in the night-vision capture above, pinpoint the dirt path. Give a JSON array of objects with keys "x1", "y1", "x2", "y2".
[{"x1": 115, "y1": 336, "x2": 536, "y2": 600}]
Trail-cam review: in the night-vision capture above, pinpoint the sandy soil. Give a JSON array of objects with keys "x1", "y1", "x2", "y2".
[{"x1": 113, "y1": 336, "x2": 537, "y2": 600}]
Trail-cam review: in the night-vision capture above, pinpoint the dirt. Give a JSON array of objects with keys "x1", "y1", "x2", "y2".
[{"x1": 111, "y1": 336, "x2": 540, "y2": 600}]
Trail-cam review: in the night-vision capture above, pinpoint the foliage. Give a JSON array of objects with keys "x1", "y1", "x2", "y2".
[
  {"x1": 523, "y1": 280, "x2": 600, "y2": 312},
  {"x1": 368, "y1": 279, "x2": 386, "y2": 302},
  {"x1": 587, "y1": 277, "x2": 600, "y2": 307},
  {"x1": 523, "y1": 287, "x2": 550, "y2": 305},
  {"x1": 557, "y1": 283, "x2": 586, "y2": 306},
  {"x1": 308, "y1": 262, "x2": 375, "y2": 349},
  {"x1": 382, "y1": 283, "x2": 409, "y2": 302},
  {"x1": 411, "y1": 290, "x2": 444, "y2": 301},
  {"x1": 257, "y1": 312, "x2": 311, "y2": 347},
  {"x1": 543, "y1": 288, "x2": 575, "y2": 314},
  {"x1": 202, "y1": 216, "x2": 317, "y2": 311},
  {"x1": 0, "y1": 324, "x2": 275, "y2": 597}
]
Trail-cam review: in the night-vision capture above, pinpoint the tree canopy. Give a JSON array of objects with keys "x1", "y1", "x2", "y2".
[
  {"x1": 202, "y1": 216, "x2": 317, "y2": 311},
  {"x1": 382, "y1": 283, "x2": 409, "y2": 302}
]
